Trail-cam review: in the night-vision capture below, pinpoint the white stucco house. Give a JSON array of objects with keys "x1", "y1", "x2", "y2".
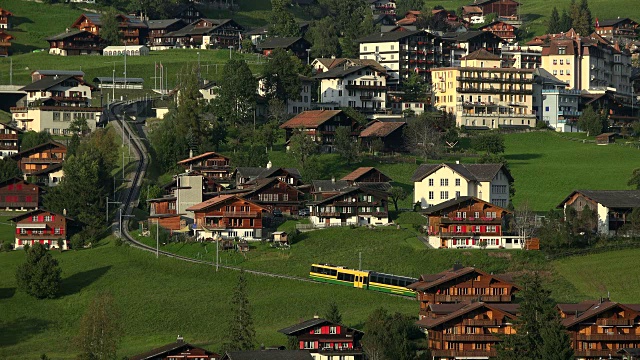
[
  {"x1": 558, "y1": 190, "x2": 640, "y2": 236},
  {"x1": 412, "y1": 162, "x2": 513, "y2": 209}
]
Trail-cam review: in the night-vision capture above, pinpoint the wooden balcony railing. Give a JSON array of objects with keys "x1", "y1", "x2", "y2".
[
  {"x1": 432, "y1": 349, "x2": 497, "y2": 357},
  {"x1": 577, "y1": 333, "x2": 640, "y2": 341},
  {"x1": 434, "y1": 294, "x2": 511, "y2": 303},
  {"x1": 462, "y1": 319, "x2": 502, "y2": 326},
  {"x1": 596, "y1": 318, "x2": 633, "y2": 326},
  {"x1": 223, "y1": 211, "x2": 259, "y2": 218},
  {"x1": 443, "y1": 334, "x2": 498, "y2": 342},
  {"x1": 574, "y1": 350, "x2": 620, "y2": 357},
  {"x1": 0, "y1": 134, "x2": 18, "y2": 140},
  {"x1": 1, "y1": 201, "x2": 38, "y2": 208}
]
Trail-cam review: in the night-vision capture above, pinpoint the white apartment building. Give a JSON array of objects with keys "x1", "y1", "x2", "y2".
[
  {"x1": 533, "y1": 68, "x2": 582, "y2": 132},
  {"x1": 412, "y1": 162, "x2": 512, "y2": 209},
  {"x1": 358, "y1": 30, "x2": 444, "y2": 84},
  {"x1": 257, "y1": 75, "x2": 312, "y2": 115},
  {"x1": 315, "y1": 64, "x2": 387, "y2": 115},
  {"x1": 432, "y1": 49, "x2": 536, "y2": 129},
  {"x1": 12, "y1": 74, "x2": 100, "y2": 134},
  {"x1": 501, "y1": 45, "x2": 542, "y2": 69}
]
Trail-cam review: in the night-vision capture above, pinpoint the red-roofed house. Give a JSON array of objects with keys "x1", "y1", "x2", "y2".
[
  {"x1": 341, "y1": 167, "x2": 392, "y2": 185},
  {"x1": 187, "y1": 195, "x2": 268, "y2": 241},
  {"x1": 359, "y1": 120, "x2": 406, "y2": 153},
  {"x1": 396, "y1": 11, "x2": 422, "y2": 26},
  {"x1": 478, "y1": 21, "x2": 517, "y2": 43},
  {"x1": 0, "y1": 30, "x2": 13, "y2": 56},
  {"x1": 280, "y1": 110, "x2": 361, "y2": 152},
  {"x1": 0, "y1": 8, "x2": 12, "y2": 29}
]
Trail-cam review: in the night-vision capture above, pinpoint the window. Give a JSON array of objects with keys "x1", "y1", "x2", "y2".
[
  {"x1": 440, "y1": 179, "x2": 449, "y2": 186},
  {"x1": 330, "y1": 326, "x2": 337, "y2": 334},
  {"x1": 303, "y1": 341, "x2": 315, "y2": 349},
  {"x1": 456, "y1": 191, "x2": 461, "y2": 198},
  {"x1": 553, "y1": 70, "x2": 557, "y2": 75},
  {"x1": 560, "y1": 70, "x2": 564, "y2": 75},
  {"x1": 32, "y1": 216, "x2": 38, "y2": 222},
  {"x1": 428, "y1": 191, "x2": 434, "y2": 200},
  {"x1": 54, "y1": 228, "x2": 61, "y2": 235},
  {"x1": 313, "y1": 327, "x2": 321, "y2": 334},
  {"x1": 44, "y1": 215, "x2": 52, "y2": 222},
  {"x1": 440, "y1": 191, "x2": 449, "y2": 200},
  {"x1": 428, "y1": 178, "x2": 434, "y2": 186},
  {"x1": 455, "y1": 179, "x2": 460, "y2": 186}
]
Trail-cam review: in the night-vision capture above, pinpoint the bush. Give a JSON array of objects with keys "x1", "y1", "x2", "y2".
[
  {"x1": 70, "y1": 234, "x2": 84, "y2": 250},
  {"x1": 16, "y1": 242, "x2": 61, "y2": 299},
  {"x1": 2, "y1": 241, "x2": 12, "y2": 252},
  {"x1": 114, "y1": 237, "x2": 123, "y2": 247}
]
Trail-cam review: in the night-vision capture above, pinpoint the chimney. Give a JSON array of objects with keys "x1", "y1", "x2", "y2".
[
  {"x1": 331, "y1": 177, "x2": 335, "y2": 183},
  {"x1": 260, "y1": 343, "x2": 265, "y2": 350},
  {"x1": 63, "y1": 208, "x2": 67, "y2": 216},
  {"x1": 266, "y1": 160, "x2": 272, "y2": 169},
  {"x1": 66, "y1": 28, "x2": 70, "y2": 33},
  {"x1": 313, "y1": 314, "x2": 320, "y2": 319},
  {"x1": 176, "y1": 335, "x2": 184, "y2": 343}
]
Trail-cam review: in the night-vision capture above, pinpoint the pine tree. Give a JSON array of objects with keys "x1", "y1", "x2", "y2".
[
  {"x1": 214, "y1": 59, "x2": 257, "y2": 127},
  {"x1": 324, "y1": 301, "x2": 343, "y2": 324},
  {"x1": 547, "y1": 7, "x2": 560, "y2": 34},
  {"x1": 100, "y1": 8, "x2": 122, "y2": 46},
  {"x1": 269, "y1": 0, "x2": 299, "y2": 37},
  {"x1": 578, "y1": 0, "x2": 593, "y2": 35},
  {"x1": 540, "y1": 316, "x2": 575, "y2": 360},
  {"x1": 226, "y1": 270, "x2": 256, "y2": 351},
  {"x1": 16, "y1": 242, "x2": 61, "y2": 299},
  {"x1": 569, "y1": 0, "x2": 581, "y2": 31},
  {"x1": 76, "y1": 292, "x2": 122, "y2": 360},
  {"x1": 559, "y1": 9, "x2": 573, "y2": 32}
]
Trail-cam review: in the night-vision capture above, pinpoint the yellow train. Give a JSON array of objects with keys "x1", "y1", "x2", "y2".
[{"x1": 309, "y1": 263, "x2": 417, "y2": 297}]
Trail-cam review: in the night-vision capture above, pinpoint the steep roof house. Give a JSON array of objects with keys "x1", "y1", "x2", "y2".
[
  {"x1": 236, "y1": 177, "x2": 304, "y2": 215},
  {"x1": 308, "y1": 185, "x2": 390, "y2": 228},
  {"x1": 0, "y1": 30, "x2": 13, "y2": 57},
  {"x1": 187, "y1": 195, "x2": 268, "y2": 241},
  {"x1": 0, "y1": 177, "x2": 41, "y2": 211},
  {"x1": 340, "y1": 167, "x2": 392, "y2": 185},
  {"x1": 11, "y1": 141, "x2": 66, "y2": 177},
  {"x1": 558, "y1": 190, "x2": 640, "y2": 236},
  {"x1": 280, "y1": 110, "x2": 361, "y2": 153},
  {"x1": 130, "y1": 336, "x2": 220, "y2": 360},
  {"x1": 46, "y1": 29, "x2": 105, "y2": 56},
  {"x1": 71, "y1": 13, "x2": 148, "y2": 45},
  {"x1": 0, "y1": 8, "x2": 12, "y2": 29},
  {"x1": 278, "y1": 317, "x2": 365, "y2": 360},
  {"x1": 412, "y1": 162, "x2": 512, "y2": 209},
  {"x1": 11, "y1": 209, "x2": 70, "y2": 250},
  {"x1": 359, "y1": 120, "x2": 406, "y2": 152},
  {"x1": 257, "y1": 36, "x2": 311, "y2": 60}
]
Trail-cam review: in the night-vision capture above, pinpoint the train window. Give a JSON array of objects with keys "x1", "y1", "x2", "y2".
[
  {"x1": 330, "y1": 269, "x2": 337, "y2": 276},
  {"x1": 371, "y1": 275, "x2": 378, "y2": 283},
  {"x1": 392, "y1": 278, "x2": 398, "y2": 286}
]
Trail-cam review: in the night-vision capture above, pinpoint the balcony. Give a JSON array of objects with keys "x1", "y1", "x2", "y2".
[
  {"x1": 443, "y1": 334, "x2": 498, "y2": 342},
  {"x1": 315, "y1": 212, "x2": 340, "y2": 217},
  {"x1": 372, "y1": 211, "x2": 388, "y2": 217},
  {"x1": 577, "y1": 334, "x2": 639, "y2": 341},
  {"x1": 1, "y1": 202, "x2": 39, "y2": 208},
  {"x1": 0, "y1": 41, "x2": 10, "y2": 47},
  {"x1": 597, "y1": 318, "x2": 634, "y2": 327},
  {"x1": 345, "y1": 84, "x2": 386, "y2": 91},
  {"x1": 456, "y1": 87, "x2": 533, "y2": 95},
  {"x1": 434, "y1": 294, "x2": 511, "y2": 303},
  {"x1": 441, "y1": 217, "x2": 502, "y2": 224},
  {"x1": 223, "y1": 211, "x2": 259, "y2": 218},
  {"x1": 462, "y1": 319, "x2": 503, "y2": 326},
  {"x1": 461, "y1": 112, "x2": 536, "y2": 119},
  {"x1": 557, "y1": 110, "x2": 582, "y2": 117},
  {"x1": 432, "y1": 349, "x2": 497, "y2": 358},
  {"x1": 0, "y1": 134, "x2": 18, "y2": 140},
  {"x1": 360, "y1": 95, "x2": 372, "y2": 101},
  {"x1": 22, "y1": 158, "x2": 64, "y2": 164},
  {"x1": 574, "y1": 350, "x2": 620, "y2": 357},
  {"x1": 457, "y1": 76, "x2": 533, "y2": 84}
]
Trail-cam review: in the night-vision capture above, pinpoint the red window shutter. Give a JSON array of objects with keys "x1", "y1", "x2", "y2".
[
  {"x1": 51, "y1": 216, "x2": 55, "y2": 222},
  {"x1": 7, "y1": 184, "x2": 12, "y2": 190},
  {"x1": 17, "y1": 240, "x2": 22, "y2": 245},
  {"x1": 298, "y1": 341, "x2": 303, "y2": 350},
  {"x1": 496, "y1": 225, "x2": 500, "y2": 233},
  {"x1": 28, "y1": 230, "x2": 32, "y2": 235},
  {"x1": 15, "y1": 228, "x2": 19, "y2": 234},
  {"x1": 38, "y1": 216, "x2": 44, "y2": 222},
  {"x1": 337, "y1": 326, "x2": 341, "y2": 334},
  {"x1": 461, "y1": 226, "x2": 466, "y2": 233},
  {"x1": 480, "y1": 226, "x2": 486, "y2": 233},
  {"x1": 25, "y1": 196, "x2": 32, "y2": 202},
  {"x1": 17, "y1": 184, "x2": 22, "y2": 190},
  {"x1": 40, "y1": 240, "x2": 44, "y2": 244}
]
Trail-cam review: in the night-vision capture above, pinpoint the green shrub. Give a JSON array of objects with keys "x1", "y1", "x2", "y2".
[
  {"x1": 70, "y1": 234, "x2": 84, "y2": 250},
  {"x1": 2, "y1": 241, "x2": 12, "y2": 252}
]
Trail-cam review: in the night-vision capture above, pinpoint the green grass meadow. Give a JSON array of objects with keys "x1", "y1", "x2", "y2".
[{"x1": 0, "y1": 241, "x2": 416, "y2": 359}]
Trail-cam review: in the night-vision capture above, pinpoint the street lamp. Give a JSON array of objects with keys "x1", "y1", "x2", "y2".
[
  {"x1": 306, "y1": 48, "x2": 311, "y2": 65},
  {"x1": 228, "y1": 45, "x2": 234, "y2": 59}
]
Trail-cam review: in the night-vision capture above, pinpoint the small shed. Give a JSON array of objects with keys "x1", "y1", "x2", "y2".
[
  {"x1": 273, "y1": 231, "x2": 288, "y2": 244},
  {"x1": 237, "y1": 240, "x2": 250, "y2": 252},
  {"x1": 102, "y1": 45, "x2": 149, "y2": 56},
  {"x1": 596, "y1": 132, "x2": 616, "y2": 145}
]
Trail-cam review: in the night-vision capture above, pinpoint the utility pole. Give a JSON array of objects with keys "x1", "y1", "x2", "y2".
[
  {"x1": 216, "y1": 237, "x2": 219, "y2": 272},
  {"x1": 156, "y1": 220, "x2": 159, "y2": 258},
  {"x1": 9, "y1": 57, "x2": 12, "y2": 85},
  {"x1": 359, "y1": 251, "x2": 362, "y2": 271}
]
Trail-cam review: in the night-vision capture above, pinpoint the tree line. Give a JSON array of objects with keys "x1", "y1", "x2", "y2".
[{"x1": 547, "y1": 0, "x2": 593, "y2": 36}]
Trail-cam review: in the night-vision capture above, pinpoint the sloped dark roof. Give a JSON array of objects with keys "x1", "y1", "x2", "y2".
[
  {"x1": 177, "y1": 151, "x2": 230, "y2": 165},
  {"x1": 311, "y1": 180, "x2": 350, "y2": 193},
  {"x1": 558, "y1": 300, "x2": 637, "y2": 328},
  {"x1": 9, "y1": 208, "x2": 70, "y2": 223},
  {"x1": 311, "y1": 186, "x2": 387, "y2": 206},
  {"x1": 559, "y1": 190, "x2": 640, "y2": 209},
  {"x1": 45, "y1": 29, "x2": 86, "y2": 41},
  {"x1": 278, "y1": 318, "x2": 330, "y2": 335},
  {"x1": 12, "y1": 140, "x2": 66, "y2": 159},
  {"x1": 314, "y1": 65, "x2": 379, "y2": 80},
  {"x1": 21, "y1": 75, "x2": 78, "y2": 92},
  {"x1": 597, "y1": 18, "x2": 638, "y2": 27},
  {"x1": 257, "y1": 36, "x2": 308, "y2": 50},
  {"x1": 360, "y1": 121, "x2": 405, "y2": 138},
  {"x1": 533, "y1": 68, "x2": 568, "y2": 86},
  {"x1": 416, "y1": 302, "x2": 519, "y2": 329},
  {"x1": 224, "y1": 350, "x2": 314, "y2": 360},
  {"x1": 408, "y1": 265, "x2": 518, "y2": 292},
  {"x1": 341, "y1": 167, "x2": 390, "y2": 182},
  {"x1": 280, "y1": 110, "x2": 344, "y2": 129},
  {"x1": 30, "y1": 163, "x2": 63, "y2": 176},
  {"x1": 411, "y1": 163, "x2": 512, "y2": 182},
  {"x1": 463, "y1": 48, "x2": 501, "y2": 61},
  {"x1": 236, "y1": 167, "x2": 302, "y2": 181},
  {"x1": 357, "y1": 30, "x2": 424, "y2": 43},
  {"x1": 146, "y1": 18, "x2": 185, "y2": 30},
  {"x1": 129, "y1": 340, "x2": 215, "y2": 360}
]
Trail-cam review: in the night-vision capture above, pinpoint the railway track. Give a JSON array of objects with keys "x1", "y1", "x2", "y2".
[{"x1": 105, "y1": 101, "x2": 413, "y2": 299}]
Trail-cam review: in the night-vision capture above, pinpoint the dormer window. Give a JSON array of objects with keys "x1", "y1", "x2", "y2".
[{"x1": 558, "y1": 47, "x2": 566, "y2": 55}]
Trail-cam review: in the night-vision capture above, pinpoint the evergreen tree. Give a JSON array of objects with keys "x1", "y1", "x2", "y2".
[
  {"x1": 577, "y1": 105, "x2": 606, "y2": 136},
  {"x1": 559, "y1": 9, "x2": 573, "y2": 32},
  {"x1": 225, "y1": 270, "x2": 256, "y2": 351},
  {"x1": 0, "y1": 157, "x2": 21, "y2": 182},
  {"x1": 540, "y1": 320, "x2": 575, "y2": 360},
  {"x1": 547, "y1": 7, "x2": 561, "y2": 34},
  {"x1": 362, "y1": 308, "x2": 419, "y2": 360},
  {"x1": 76, "y1": 292, "x2": 122, "y2": 360},
  {"x1": 309, "y1": 18, "x2": 341, "y2": 58},
  {"x1": 334, "y1": 126, "x2": 359, "y2": 164},
  {"x1": 628, "y1": 168, "x2": 640, "y2": 190},
  {"x1": 100, "y1": 8, "x2": 123, "y2": 45},
  {"x1": 288, "y1": 130, "x2": 318, "y2": 168},
  {"x1": 20, "y1": 130, "x2": 53, "y2": 151},
  {"x1": 214, "y1": 59, "x2": 257, "y2": 127},
  {"x1": 269, "y1": 0, "x2": 300, "y2": 37},
  {"x1": 578, "y1": 0, "x2": 593, "y2": 35},
  {"x1": 324, "y1": 301, "x2": 343, "y2": 324},
  {"x1": 262, "y1": 48, "x2": 304, "y2": 103},
  {"x1": 15, "y1": 242, "x2": 61, "y2": 299}
]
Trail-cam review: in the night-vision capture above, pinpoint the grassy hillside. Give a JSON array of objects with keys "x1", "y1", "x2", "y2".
[
  {"x1": 553, "y1": 248, "x2": 640, "y2": 303},
  {"x1": 424, "y1": 0, "x2": 640, "y2": 36},
  {"x1": 0, "y1": 241, "x2": 416, "y2": 359},
  {"x1": 0, "y1": 49, "x2": 264, "y2": 90}
]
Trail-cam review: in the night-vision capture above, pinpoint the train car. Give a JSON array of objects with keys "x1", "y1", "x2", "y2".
[
  {"x1": 310, "y1": 263, "x2": 369, "y2": 288},
  {"x1": 368, "y1": 271, "x2": 417, "y2": 296},
  {"x1": 309, "y1": 263, "x2": 417, "y2": 297}
]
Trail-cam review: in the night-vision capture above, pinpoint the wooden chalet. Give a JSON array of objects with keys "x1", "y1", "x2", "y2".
[
  {"x1": 416, "y1": 301, "x2": 520, "y2": 359},
  {"x1": 0, "y1": 122, "x2": 23, "y2": 158},
  {"x1": 0, "y1": 8, "x2": 12, "y2": 29},
  {"x1": 235, "y1": 165, "x2": 303, "y2": 187},
  {"x1": 171, "y1": 3, "x2": 204, "y2": 24},
  {"x1": 178, "y1": 151, "x2": 233, "y2": 187},
  {"x1": 359, "y1": 120, "x2": 407, "y2": 153},
  {"x1": 310, "y1": 179, "x2": 351, "y2": 200},
  {"x1": 278, "y1": 317, "x2": 364, "y2": 359},
  {"x1": 340, "y1": 167, "x2": 392, "y2": 185},
  {"x1": 471, "y1": 0, "x2": 520, "y2": 20},
  {"x1": 280, "y1": 110, "x2": 361, "y2": 152},
  {"x1": 0, "y1": 30, "x2": 13, "y2": 56},
  {"x1": 478, "y1": 21, "x2": 517, "y2": 43},
  {"x1": 257, "y1": 37, "x2": 312, "y2": 60},
  {"x1": 0, "y1": 178, "x2": 41, "y2": 211},
  {"x1": 31, "y1": 69, "x2": 85, "y2": 82},
  {"x1": 130, "y1": 336, "x2": 220, "y2": 360},
  {"x1": 308, "y1": 185, "x2": 389, "y2": 227},
  {"x1": 10, "y1": 209, "x2": 70, "y2": 250},
  {"x1": 558, "y1": 299, "x2": 640, "y2": 359},
  {"x1": 71, "y1": 13, "x2": 148, "y2": 45},
  {"x1": 558, "y1": 190, "x2": 640, "y2": 236},
  {"x1": 237, "y1": 177, "x2": 304, "y2": 214},
  {"x1": 396, "y1": 11, "x2": 422, "y2": 26},
  {"x1": 187, "y1": 195, "x2": 268, "y2": 241},
  {"x1": 11, "y1": 141, "x2": 66, "y2": 176},
  {"x1": 596, "y1": 18, "x2": 639, "y2": 41},
  {"x1": 161, "y1": 18, "x2": 244, "y2": 49},
  {"x1": 407, "y1": 265, "x2": 520, "y2": 318},
  {"x1": 46, "y1": 30, "x2": 105, "y2": 56},
  {"x1": 146, "y1": 19, "x2": 187, "y2": 49},
  {"x1": 421, "y1": 196, "x2": 515, "y2": 249},
  {"x1": 30, "y1": 162, "x2": 63, "y2": 187}
]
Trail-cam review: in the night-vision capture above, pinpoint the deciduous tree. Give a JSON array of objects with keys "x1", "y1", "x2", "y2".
[
  {"x1": 472, "y1": 132, "x2": 505, "y2": 155},
  {"x1": 16, "y1": 242, "x2": 61, "y2": 299},
  {"x1": 308, "y1": 18, "x2": 341, "y2": 58},
  {"x1": 76, "y1": 292, "x2": 122, "y2": 360},
  {"x1": 577, "y1": 105, "x2": 606, "y2": 136},
  {"x1": 100, "y1": 8, "x2": 123, "y2": 46},
  {"x1": 269, "y1": 0, "x2": 300, "y2": 37},
  {"x1": 334, "y1": 126, "x2": 359, "y2": 164},
  {"x1": 288, "y1": 130, "x2": 317, "y2": 168},
  {"x1": 262, "y1": 48, "x2": 304, "y2": 103},
  {"x1": 20, "y1": 130, "x2": 52, "y2": 151},
  {"x1": 389, "y1": 186, "x2": 408, "y2": 212},
  {"x1": 0, "y1": 158, "x2": 21, "y2": 182},
  {"x1": 404, "y1": 113, "x2": 444, "y2": 161},
  {"x1": 215, "y1": 59, "x2": 257, "y2": 126}
]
